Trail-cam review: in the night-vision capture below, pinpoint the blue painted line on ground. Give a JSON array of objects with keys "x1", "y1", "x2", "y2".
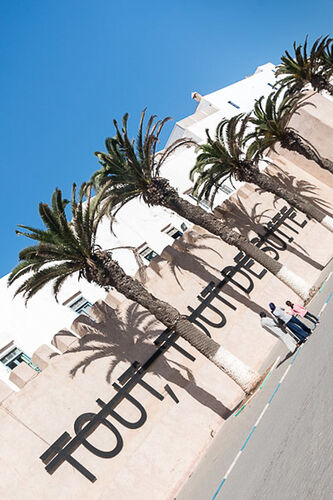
[
  {"x1": 234, "y1": 404, "x2": 246, "y2": 417},
  {"x1": 260, "y1": 367, "x2": 274, "y2": 389},
  {"x1": 319, "y1": 272, "x2": 333, "y2": 293},
  {"x1": 291, "y1": 346, "x2": 302, "y2": 364},
  {"x1": 267, "y1": 383, "x2": 280, "y2": 403},
  {"x1": 240, "y1": 426, "x2": 256, "y2": 451},
  {"x1": 210, "y1": 345, "x2": 303, "y2": 499},
  {"x1": 325, "y1": 290, "x2": 333, "y2": 304},
  {"x1": 234, "y1": 357, "x2": 281, "y2": 418},
  {"x1": 211, "y1": 478, "x2": 226, "y2": 500}
]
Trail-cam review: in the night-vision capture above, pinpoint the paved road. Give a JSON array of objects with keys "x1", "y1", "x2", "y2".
[{"x1": 177, "y1": 278, "x2": 333, "y2": 500}]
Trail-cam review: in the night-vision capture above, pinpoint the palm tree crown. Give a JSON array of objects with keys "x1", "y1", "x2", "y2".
[
  {"x1": 247, "y1": 90, "x2": 333, "y2": 177},
  {"x1": 190, "y1": 114, "x2": 260, "y2": 205},
  {"x1": 247, "y1": 91, "x2": 312, "y2": 154},
  {"x1": 8, "y1": 183, "x2": 109, "y2": 302},
  {"x1": 276, "y1": 35, "x2": 333, "y2": 94},
  {"x1": 191, "y1": 111, "x2": 333, "y2": 236},
  {"x1": 93, "y1": 109, "x2": 196, "y2": 214}
]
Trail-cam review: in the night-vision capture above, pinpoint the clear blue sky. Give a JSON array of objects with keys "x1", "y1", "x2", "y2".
[{"x1": 1, "y1": 0, "x2": 333, "y2": 277}]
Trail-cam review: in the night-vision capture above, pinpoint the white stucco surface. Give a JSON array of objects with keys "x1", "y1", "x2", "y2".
[{"x1": 0, "y1": 62, "x2": 280, "y2": 383}]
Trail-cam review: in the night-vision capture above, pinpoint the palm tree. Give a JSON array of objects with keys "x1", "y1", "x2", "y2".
[
  {"x1": 8, "y1": 183, "x2": 259, "y2": 393},
  {"x1": 191, "y1": 114, "x2": 333, "y2": 236},
  {"x1": 321, "y1": 39, "x2": 333, "y2": 83},
  {"x1": 92, "y1": 110, "x2": 311, "y2": 299},
  {"x1": 276, "y1": 35, "x2": 333, "y2": 95},
  {"x1": 248, "y1": 91, "x2": 333, "y2": 178}
]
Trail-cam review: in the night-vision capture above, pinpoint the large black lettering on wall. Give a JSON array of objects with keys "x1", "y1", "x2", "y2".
[{"x1": 40, "y1": 206, "x2": 308, "y2": 481}]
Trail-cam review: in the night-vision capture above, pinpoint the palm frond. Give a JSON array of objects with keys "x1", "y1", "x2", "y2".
[
  {"x1": 247, "y1": 90, "x2": 311, "y2": 155},
  {"x1": 191, "y1": 114, "x2": 259, "y2": 206},
  {"x1": 91, "y1": 110, "x2": 177, "y2": 212},
  {"x1": 155, "y1": 137, "x2": 198, "y2": 176},
  {"x1": 276, "y1": 35, "x2": 331, "y2": 93},
  {"x1": 9, "y1": 184, "x2": 104, "y2": 302}
]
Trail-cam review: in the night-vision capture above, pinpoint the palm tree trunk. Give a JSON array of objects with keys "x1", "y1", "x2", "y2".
[
  {"x1": 149, "y1": 181, "x2": 311, "y2": 299},
  {"x1": 87, "y1": 251, "x2": 259, "y2": 393},
  {"x1": 248, "y1": 170, "x2": 333, "y2": 234},
  {"x1": 281, "y1": 129, "x2": 333, "y2": 175}
]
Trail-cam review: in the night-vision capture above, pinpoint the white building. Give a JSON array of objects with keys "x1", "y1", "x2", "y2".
[{"x1": 0, "y1": 62, "x2": 279, "y2": 388}]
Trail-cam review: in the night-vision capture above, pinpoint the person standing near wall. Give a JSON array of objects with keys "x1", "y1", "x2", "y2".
[
  {"x1": 285, "y1": 300, "x2": 319, "y2": 327},
  {"x1": 259, "y1": 312, "x2": 298, "y2": 352},
  {"x1": 269, "y1": 303, "x2": 311, "y2": 343}
]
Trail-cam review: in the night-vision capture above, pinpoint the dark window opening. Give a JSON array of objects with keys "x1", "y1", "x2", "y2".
[
  {"x1": 166, "y1": 226, "x2": 183, "y2": 239},
  {"x1": 139, "y1": 246, "x2": 158, "y2": 262},
  {"x1": 68, "y1": 295, "x2": 92, "y2": 316},
  {"x1": 0, "y1": 348, "x2": 41, "y2": 372}
]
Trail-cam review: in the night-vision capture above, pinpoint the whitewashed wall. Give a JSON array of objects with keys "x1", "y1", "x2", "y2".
[{"x1": 0, "y1": 62, "x2": 278, "y2": 382}]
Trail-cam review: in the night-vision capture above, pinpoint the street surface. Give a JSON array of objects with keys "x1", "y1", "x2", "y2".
[{"x1": 177, "y1": 275, "x2": 333, "y2": 500}]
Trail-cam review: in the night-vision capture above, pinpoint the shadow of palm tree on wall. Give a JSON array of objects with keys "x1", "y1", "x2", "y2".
[
  {"x1": 215, "y1": 199, "x2": 271, "y2": 239},
  {"x1": 266, "y1": 164, "x2": 333, "y2": 215},
  {"x1": 215, "y1": 194, "x2": 324, "y2": 271},
  {"x1": 156, "y1": 240, "x2": 271, "y2": 317},
  {"x1": 157, "y1": 237, "x2": 223, "y2": 290},
  {"x1": 66, "y1": 300, "x2": 232, "y2": 419}
]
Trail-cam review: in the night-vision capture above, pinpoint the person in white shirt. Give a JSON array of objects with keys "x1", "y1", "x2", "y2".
[
  {"x1": 260, "y1": 312, "x2": 298, "y2": 352},
  {"x1": 269, "y1": 303, "x2": 311, "y2": 342}
]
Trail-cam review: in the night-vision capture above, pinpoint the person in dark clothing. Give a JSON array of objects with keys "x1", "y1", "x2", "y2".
[
  {"x1": 285, "y1": 300, "x2": 319, "y2": 326},
  {"x1": 269, "y1": 302, "x2": 310, "y2": 342}
]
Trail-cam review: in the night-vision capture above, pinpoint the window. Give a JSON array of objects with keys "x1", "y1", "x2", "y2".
[
  {"x1": 190, "y1": 192, "x2": 211, "y2": 209},
  {"x1": 68, "y1": 295, "x2": 92, "y2": 316},
  {"x1": 167, "y1": 227, "x2": 183, "y2": 239},
  {"x1": 228, "y1": 100, "x2": 240, "y2": 109},
  {"x1": 219, "y1": 184, "x2": 234, "y2": 195},
  {"x1": 162, "y1": 225, "x2": 183, "y2": 239},
  {"x1": 0, "y1": 347, "x2": 41, "y2": 372},
  {"x1": 185, "y1": 189, "x2": 211, "y2": 209},
  {"x1": 138, "y1": 245, "x2": 158, "y2": 262}
]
